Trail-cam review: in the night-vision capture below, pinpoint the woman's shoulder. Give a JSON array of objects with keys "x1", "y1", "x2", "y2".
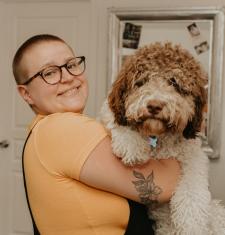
[
  {"x1": 33, "y1": 112, "x2": 107, "y2": 137},
  {"x1": 47, "y1": 112, "x2": 94, "y2": 122},
  {"x1": 37, "y1": 112, "x2": 96, "y2": 126}
]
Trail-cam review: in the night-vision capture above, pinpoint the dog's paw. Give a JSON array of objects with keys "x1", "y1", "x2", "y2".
[
  {"x1": 110, "y1": 126, "x2": 150, "y2": 165},
  {"x1": 112, "y1": 138, "x2": 150, "y2": 166},
  {"x1": 121, "y1": 154, "x2": 149, "y2": 166},
  {"x1": 112, "y1": 144, "x2": 140, "y2": 166}
]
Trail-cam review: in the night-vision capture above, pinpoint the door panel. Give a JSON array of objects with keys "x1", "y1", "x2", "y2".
[{"x1": 0, "y1": 1, "x2": 92, "y2": 234}]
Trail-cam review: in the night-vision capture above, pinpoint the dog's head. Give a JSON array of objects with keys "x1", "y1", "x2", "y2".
[{"x1": 108, "y1": 42, "x2": 208, "y2": 139}]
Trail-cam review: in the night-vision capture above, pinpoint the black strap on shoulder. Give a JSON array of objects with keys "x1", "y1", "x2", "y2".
[
  {"x1": 124, "y1": 199, "x2": 155, "y2": 235},
  {"x1": 22, "y1": 130, "x2": 40, "y2": 235}
]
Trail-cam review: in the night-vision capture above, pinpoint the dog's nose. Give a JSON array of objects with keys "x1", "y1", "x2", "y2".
[{"x1": 147, "y1": 100, "x2": 165, "y2": 115}]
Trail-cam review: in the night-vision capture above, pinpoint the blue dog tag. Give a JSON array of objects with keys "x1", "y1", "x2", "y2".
[{"x1": 149, "y1": 136, "x2": 158, "y2": 148}]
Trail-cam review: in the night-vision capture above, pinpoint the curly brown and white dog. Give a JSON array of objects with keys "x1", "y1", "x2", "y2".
[{"x1": 100, "y1": 42, "x2": 225, "y2": 235}]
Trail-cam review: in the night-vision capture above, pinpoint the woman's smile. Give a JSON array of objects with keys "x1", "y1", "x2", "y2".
[{"x1": 58, "y1": 86, "x2": 80, "y2": 97}]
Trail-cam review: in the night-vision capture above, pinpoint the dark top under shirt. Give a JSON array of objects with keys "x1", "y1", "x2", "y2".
[{"x1": 125, "y1": 200, "x2": 155, "y2": 235}]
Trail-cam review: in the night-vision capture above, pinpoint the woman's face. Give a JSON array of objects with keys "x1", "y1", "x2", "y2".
[{"x1": 18, "y1": 41, "x2": 88, "y2": 115}]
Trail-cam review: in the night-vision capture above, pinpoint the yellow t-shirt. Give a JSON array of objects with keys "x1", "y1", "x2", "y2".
[{"x1": 24, "y1": 112, "x2": 129, "y2": 235}]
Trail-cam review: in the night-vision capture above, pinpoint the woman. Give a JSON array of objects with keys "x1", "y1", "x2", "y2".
[{"x1": 13, "y1": 34, "x2": 181, "y2": 235}]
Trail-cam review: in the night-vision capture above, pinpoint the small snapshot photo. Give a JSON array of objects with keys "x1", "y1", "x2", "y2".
[
  {"x1": 194, "y1": 41, "x2": 210, "y2": 55},
  {"x1": 122, "y1": 22, "x2": 142, "y2": 49},
  {"x1": 187, "y1": 22, "x2": 200, "y2": 37}
]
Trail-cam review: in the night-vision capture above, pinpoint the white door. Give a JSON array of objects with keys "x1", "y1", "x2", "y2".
[{"x1": 0, "y1": 1, "x2": 94, "y2": 234}]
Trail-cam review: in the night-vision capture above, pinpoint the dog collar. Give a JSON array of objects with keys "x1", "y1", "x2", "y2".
[{"x1": 149, "y1": 136, "x2": 158, "y2": 148}]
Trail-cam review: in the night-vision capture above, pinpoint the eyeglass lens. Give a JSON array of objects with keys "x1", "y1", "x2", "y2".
[{"x1": 42, "y1": 57, "x2": 85, "y2": 84}]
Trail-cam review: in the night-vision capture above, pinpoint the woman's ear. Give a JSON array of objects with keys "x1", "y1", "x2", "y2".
[{"x1": 17, "y1": 85, "x2": 34, "y2": 105}]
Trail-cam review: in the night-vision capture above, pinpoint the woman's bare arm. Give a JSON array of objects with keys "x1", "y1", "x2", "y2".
[{"x1": 80, "y1": 136, "x2": 181, "y2": 206}]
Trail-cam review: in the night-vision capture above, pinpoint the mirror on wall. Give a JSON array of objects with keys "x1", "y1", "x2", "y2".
[{"x1": 107, "y1": 7, "x2": 224, "y2": 159}]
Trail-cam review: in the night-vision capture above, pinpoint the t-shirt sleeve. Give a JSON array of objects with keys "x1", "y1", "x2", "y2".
[{"x1": 33, "y1": 112, "x2": 108, "y2": 180}]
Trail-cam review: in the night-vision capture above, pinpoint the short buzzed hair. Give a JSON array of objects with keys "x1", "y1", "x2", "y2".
[{"x1": 12, "y1": 34, "x2": 66, "y2": 85}]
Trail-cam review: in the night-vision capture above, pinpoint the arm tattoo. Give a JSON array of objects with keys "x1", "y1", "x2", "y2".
[{"x1": 132, "y1": 170, "x2": 162, "y2": 209}]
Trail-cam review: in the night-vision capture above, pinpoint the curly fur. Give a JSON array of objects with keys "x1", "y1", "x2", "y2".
[
  {"x1": 100, "y1": 42, "x2": 225, "y2": 234},
  {"x1": 108, "y1": 42, "x2": 207, "y2": 139}
]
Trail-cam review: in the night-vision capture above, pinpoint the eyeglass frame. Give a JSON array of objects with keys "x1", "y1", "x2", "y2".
[{"x1": 21, "y1": 56, "x2": 86, "y2": 85}]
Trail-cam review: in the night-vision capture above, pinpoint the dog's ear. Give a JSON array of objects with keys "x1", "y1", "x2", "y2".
[
  {"x1": 108, "y1": 70, "x2": 129, "y2": 126},
  {"x1": 183, "y1": 88, "x2": 207, "y2": 139}
]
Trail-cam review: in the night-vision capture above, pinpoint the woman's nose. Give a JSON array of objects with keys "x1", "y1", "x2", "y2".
[{"x1": 60, "y1": 67, "x2": 74, "y2": 83}]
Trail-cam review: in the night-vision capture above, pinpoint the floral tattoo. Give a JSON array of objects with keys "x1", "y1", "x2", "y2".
[{"x1": 132, "y1": 170, "x2": 162, "y2": 209}]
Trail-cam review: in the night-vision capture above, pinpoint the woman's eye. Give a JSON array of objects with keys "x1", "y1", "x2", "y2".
[
  {"x1": 134, "y1": 80, "x2": 144, "y2": 87},
  {"x1": 67, "y1": 62, "x2": 77, "y2": 69},
  {"x1": 43, "y1": 68, "x2": 57, "y2": 77}
]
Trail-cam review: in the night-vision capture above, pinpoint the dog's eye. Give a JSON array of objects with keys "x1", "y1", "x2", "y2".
[
  {"x1": 168, "y1": 77, "x2": 180, "y2": 90},
  {"x1": 134, "y1": 80, "x2": 144, "y2": 88},
  {"x1": 169, "y1": 77, "x2": 177, "y2": 86},
  {"x1": 168, "y1": 77, "x2": 189, "y2": 96}
]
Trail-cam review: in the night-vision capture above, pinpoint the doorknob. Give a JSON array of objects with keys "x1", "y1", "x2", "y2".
[{"x1": 0, "y1": 140, "x2": 10, "y2": 148}]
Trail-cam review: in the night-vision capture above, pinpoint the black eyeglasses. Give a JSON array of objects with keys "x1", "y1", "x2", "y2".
[{"x1": 22, "y1": 56, "x2": 86, "y2": 85}]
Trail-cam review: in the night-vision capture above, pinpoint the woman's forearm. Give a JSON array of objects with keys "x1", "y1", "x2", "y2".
[{"x1": 80, "y1": 136, "x2": 181, "y2": 205}]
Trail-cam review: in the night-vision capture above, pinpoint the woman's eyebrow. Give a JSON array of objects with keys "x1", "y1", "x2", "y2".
[{"x1": 38, "y1": 57, "x2": 76, "y2": 70}]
